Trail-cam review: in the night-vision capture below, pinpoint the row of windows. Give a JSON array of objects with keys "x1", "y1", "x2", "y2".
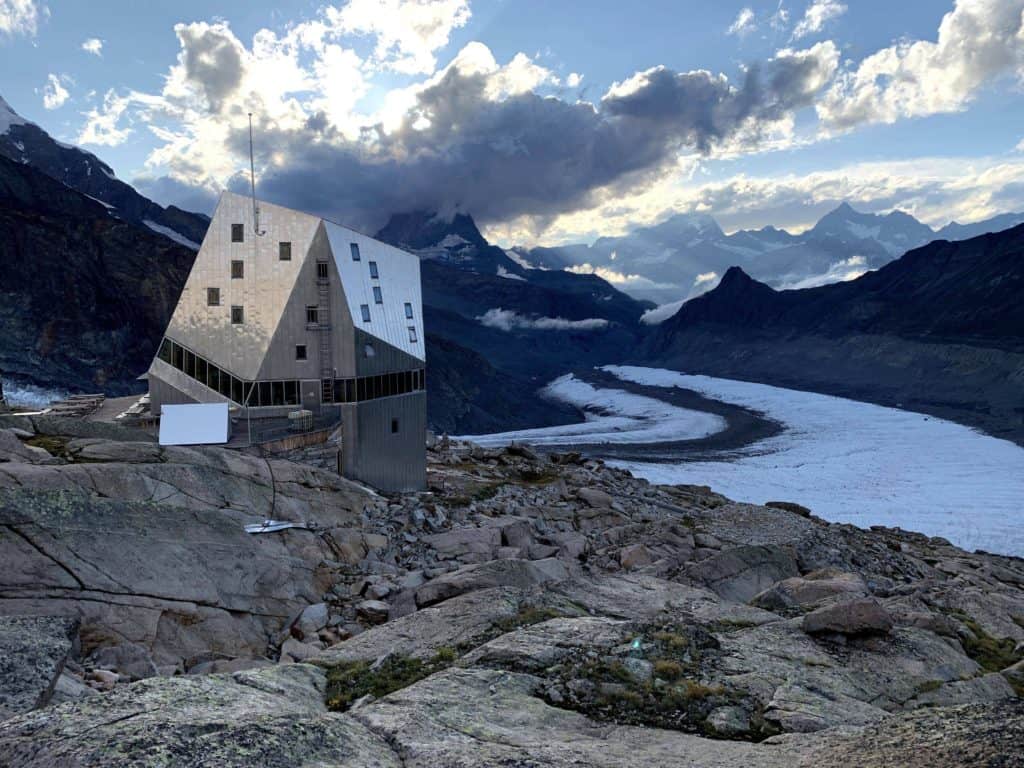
[
  {"x1": 325, "y1": 369, "x2": 425, "y2": 404},
  {"x1": 157, "y1": 337, "x2": 424, "y2": 407},
  {"x1": 229, "y1": 225, "x2": 292, "y2": 262}
]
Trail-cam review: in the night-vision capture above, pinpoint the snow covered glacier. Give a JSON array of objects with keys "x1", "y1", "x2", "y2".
[{"x1": 467, "y1": 366, "x2": 1024, "y2": 557}]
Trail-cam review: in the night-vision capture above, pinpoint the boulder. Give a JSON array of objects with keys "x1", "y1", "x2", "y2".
[
  {"x1": 706, "y1": 706, "x2": 751, "y2": 738},
  {"x1": 0, "y1": 616, "x2": 79, "y2": 719},
  {"x1": 66, "y1": 439, "x2": 162, "y2": 463},
  {"x1": 88, "y1": 642, "x2": 159, "y2": 681},
  {"x1": 684, "y1": 545, "x2": 799, "y2": 603},
  {"x1": 577, "y1": 487, "x2": 613, "y2": 509},
  {"x1": 751, "y1": 570, "x2": 868, "y2": 611},
  {"x1": 423, "y1": 527, "x2": 501, "y2": 559},
  {"x1": 1003, "y1": 659, "x2": 1024, "y2": 690},
  {"x1": 294, "y1": 603, "x2": 329, "y2": 640},
  {"x1": 356, "y1": 600, "x2": 391, "y2": 625},
  {"x1": 764, "y1": 501, "x2": 812, "y2": 518},
  {"x1": 414, "y1": 558, "x2": 569, "y2": 608},
  {"x1": 279, "y1": 638, "x2": 322, "y2": 663},
  {"x1": 315, "y1": 587, "x2": 523, "y2": 666},
  {"x1": 619, "y1": 543, "x2": 654, "y2": 570},
  {"x1": 802, "y1": 599, "x2": 893, "y2": 636}
]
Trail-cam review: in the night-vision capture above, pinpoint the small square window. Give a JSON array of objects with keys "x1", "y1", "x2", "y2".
[
  {"x1": 350, "y1": 242, "x2": 361, "y2": 261},
  {"x1": 279, "y1": 241, "x2": 292, "y2": 261},
  {"x1": 306, "y1": 306, "x2": 319, "y2": 324},
  {"x1": 231, "y1": 260, "x2": 244, "y2": 279},
  {"x1": 360, "y1": 304, "x2": 371, "y2": 322},
  {"x1": 207, "y1": 287, "x2": 220, "y2": 306},
  {"x1": 404, "y1": 302, "x2": 413, "y2": 319},
  {"x1": 317, "y1": 262, "x2": 329, "y2": 279},
  {"x1": 373, "y1": 286, "x2": 383, "y2": 304},
  {"x1": 231, "y1": 306, "x2": 244, "y2": 324},
  {"x1": 231, "y1": 223, "x2": 244, "y2": 242},
  {"x1": 391, "y1": 418, "x2": 399, "y2": 434},
  {"x1": 295, "y1": 345, "x2": 307, "y2": 361},
  {"x1": 408, "y1": 326, "x2": 418, "y2": 343},
  {"x1": 364, "y1": 343, "x2": 375, "y2": 358},
  {"x1": 369, "y1": 261, "x2": 379, "y2": 279}
]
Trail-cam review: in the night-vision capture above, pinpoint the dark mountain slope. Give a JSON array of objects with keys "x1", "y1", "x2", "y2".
[
  {"x1": 376, "y1": 212, "x2": 651, "y2": 432},
  {"x1": 0, "y1": 154, "x2": 195, "y2": 393},
  {"x1": 647, "y1": 227, "x2": 1024, "y2": 444},
  {"x1": 0, "y1": 95, "x2": 209, "y2": 246}
]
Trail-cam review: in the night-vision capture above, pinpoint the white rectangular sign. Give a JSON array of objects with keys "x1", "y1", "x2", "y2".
[{"x1": 159, "y1": 402, "x2": 230, "y2": 446}]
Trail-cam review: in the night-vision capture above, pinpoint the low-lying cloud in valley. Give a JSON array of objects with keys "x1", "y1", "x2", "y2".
[{"x1": 476, "y1": 308, "x2": 610, "y2": 333}]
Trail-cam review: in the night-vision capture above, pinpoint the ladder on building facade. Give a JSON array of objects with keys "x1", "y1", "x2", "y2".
[{"x1": 316, "y1": 258, "x2": 333, "y2": 404}]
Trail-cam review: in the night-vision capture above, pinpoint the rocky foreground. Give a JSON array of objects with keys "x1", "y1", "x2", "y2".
[{"x1": 0, "y1": 415, "x2": 1022, "y2": 766}]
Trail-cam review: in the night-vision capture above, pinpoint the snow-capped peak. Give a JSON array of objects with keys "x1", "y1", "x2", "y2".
[{"x1": 0, "y1": 94, "x2": 27, "y2": 135}]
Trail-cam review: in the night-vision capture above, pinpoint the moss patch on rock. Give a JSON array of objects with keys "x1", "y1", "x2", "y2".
[{"x1": 325, "y1": 650, "x2": 455, "y2": 711}]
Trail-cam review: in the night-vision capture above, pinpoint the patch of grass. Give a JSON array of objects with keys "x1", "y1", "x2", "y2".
[
  {"x1": 23, "y1": 435, "x2": 69, "y2": 456},
  {"x1": 515, "y1": 467, "x2": 560, "y2": 485},
  {"x1": 679, "y1": 680, "x2": 724, "y2": 700},
  {"x1": 652, "y1": 631, "x2": 689, "y2": 650},
  {"x1": 916, "y1": 679, "x2": 944, "y2": 695},
  {"x1": 653, "y1": 660, "x2": 684, "y2": 681},
  {"x1": 492, "y1": 606, "x2": 563, "y2": 635},
  {"x1": 949, "y1": 612, "x2": 1023, "y2": 674},
  {"x1": 471, "y1": 482, "x2": 503, "y2": 502},
  {"x1": 325, "y1": 650, "x2": 454, "y2": 711}
]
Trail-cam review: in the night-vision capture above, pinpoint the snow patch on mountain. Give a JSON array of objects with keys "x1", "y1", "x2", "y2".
[
  {"x1": 496, "y1": 265, "x2": 525, "y2": 281},
  {"x1": 143, "y1": 220, "x2": 200, "y2": 250},
  {"x1": 0, "y1": 95, "x2": 27, "y2": 134}
]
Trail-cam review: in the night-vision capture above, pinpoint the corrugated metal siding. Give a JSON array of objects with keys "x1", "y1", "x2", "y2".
[{"x1": 340, "y1": 392, "x2": 426, "y2": 492}]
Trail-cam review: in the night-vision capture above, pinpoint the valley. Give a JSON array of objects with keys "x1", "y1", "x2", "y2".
[{"x1": 466, "y1": 366, "x2": 1024, "y2": 558}]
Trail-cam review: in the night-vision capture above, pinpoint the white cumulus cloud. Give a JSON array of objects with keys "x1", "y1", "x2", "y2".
[
  {"x1": 818, "y1": 0, "x2": 1024, "y2": 130},
  {"x1": 728, "y1": 7, "x2": 757, "y2": 37},
  {"x1": 81, "y1": 37, "x2": 102, "y2": 55},
  {"x1": 792, "y1": 0, "x2": 846, "y2": 39},
  {"x1": 42, "y1": 73, "x2": 69, "y2": 110},
  {"x1": 77, "y1": 89, "x2": 132, "y2": 145},
  {"x1": 476, "y1": 308, "x2": 609, "y2": 332},
  {"x1": 328, "y1": 0, "x2": 470, "y2": 74},
  {"x1": 0, "y1": 0, "x2": 44, "y2": 38}
]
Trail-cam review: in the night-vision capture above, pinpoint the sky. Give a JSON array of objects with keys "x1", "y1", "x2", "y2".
[{"x1": 2, "y1": 0, "x2": 1024, "y2": 246}]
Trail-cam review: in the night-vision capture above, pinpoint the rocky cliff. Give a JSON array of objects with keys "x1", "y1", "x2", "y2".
[
  {"x1": 0, "y1": 155, "x2": 195, "y2": 394},
  {"x1": 0, "y1": 416, "x2": 1020, "y2": 765}
]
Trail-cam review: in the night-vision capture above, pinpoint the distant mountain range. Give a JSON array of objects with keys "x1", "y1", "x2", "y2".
[
  {"x1": 0, "y1": 95, "x2": 208, "y2": 249},
  {"x1": 645, "y1": 226, "x2": 1024, "y2": 444},
  {"x1": 520, "y1": 202, "x2": 1024, "y2": 309}
]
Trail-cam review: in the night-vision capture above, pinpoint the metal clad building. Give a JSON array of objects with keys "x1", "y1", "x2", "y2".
[{"x1": 148, "y1": 191, "x2": 426, "y2": 492}]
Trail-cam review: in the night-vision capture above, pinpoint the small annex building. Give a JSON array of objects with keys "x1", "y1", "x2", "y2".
[{"x1": 148, "y1": 191, "x2": 426, "y2": 492}]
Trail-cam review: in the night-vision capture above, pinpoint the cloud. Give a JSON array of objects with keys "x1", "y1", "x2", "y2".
[
  {"x1": 566, "y1": 72, "x2": 583, "y2": 88},
  {"x1": 818, "y1": 0, "x2": 1024, "y2": 130},
  {"x1": 778, "y1": 255, "x2": 868, "y2": 289},
  {"x1": 640, "y1": 299, "x2": 685, "y2": 325},
  {"x1": 81, "y1": 37, "x2": 102, "y2": 55},
  {"x1": 476, "y1": 308, "x2": 610, "y2": 332},
  {"x1": 121, "y1": 2, "x2": 838, "y2": 230},
  {"x1": 727, "y1": 7, "x2": 757, "y2": 37},
  {"x1": 565, "y1": 263, "x2": 678, "y2": 290},
  {"x1": 77, "y1": 89, "x2": 132, "y2": 145},
  {"x1": 328, "y1": 0, "x2": 470, "y2": 74},
  {"x1": 694, "y1": 271, "x2": 719, "y2": 285},
  {"x1": 792, "y1": 0, "x2": 846, "y2": 39},
  {"x1": 42, "y1": 73, "x2": 69, "y2": 110},
  {"x1": 0, "y1": 0, "x2": 44, "y2": 38}
]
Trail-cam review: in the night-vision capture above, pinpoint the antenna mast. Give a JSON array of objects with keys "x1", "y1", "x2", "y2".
[{"x1": 248, "y1": 113, "x2": 265, "y2": 236}]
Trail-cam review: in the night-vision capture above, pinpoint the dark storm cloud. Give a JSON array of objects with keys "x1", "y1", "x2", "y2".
[
  {"x1": 157, "y1": 41, "x2": 838, "y2": 230},
  {"x1": 174, "y1": 22, "x2": 246, "y2": 114}
]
